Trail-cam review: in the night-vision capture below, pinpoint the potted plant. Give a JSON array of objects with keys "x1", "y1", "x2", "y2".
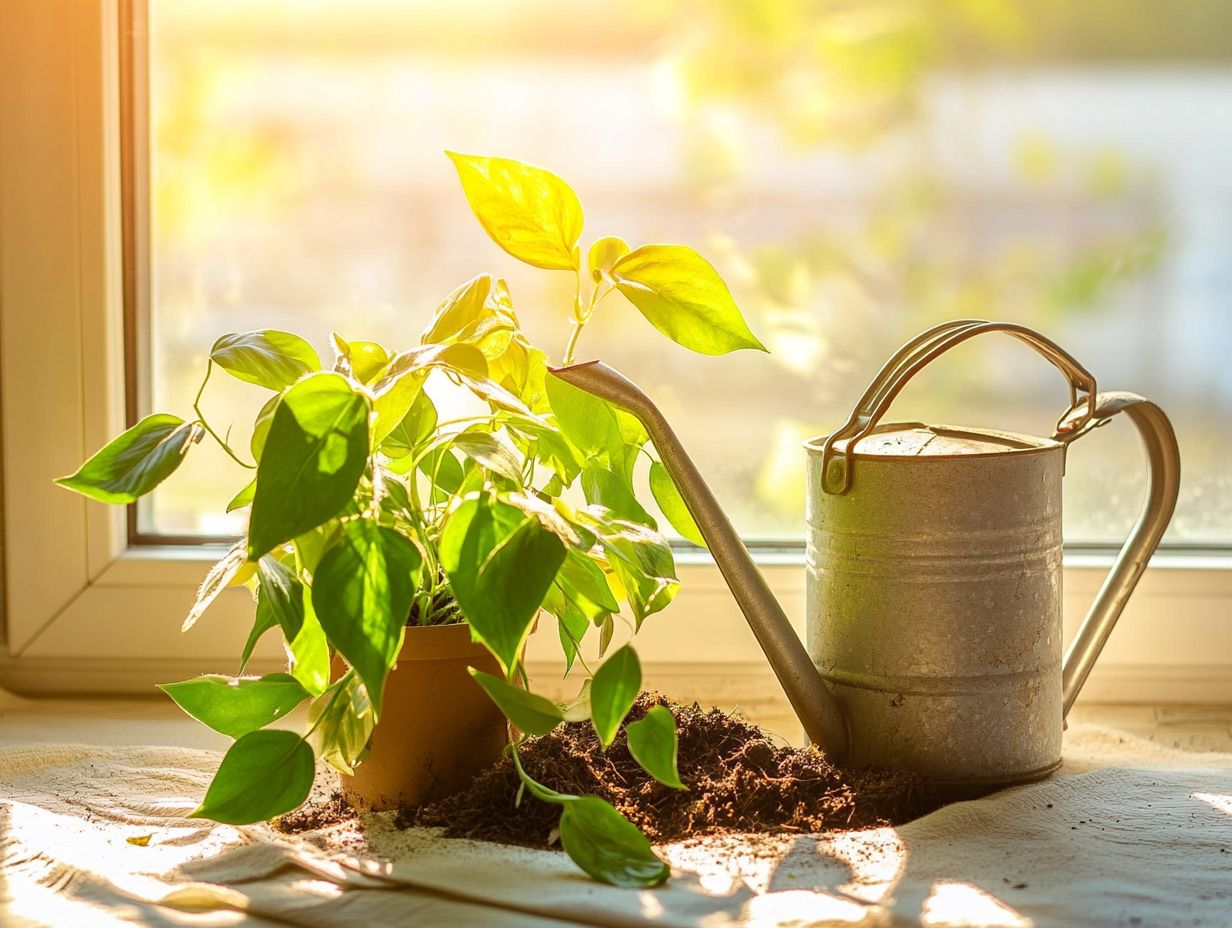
[{"x1": 55, "y1": 152, "x2": 765, "y2": 887}]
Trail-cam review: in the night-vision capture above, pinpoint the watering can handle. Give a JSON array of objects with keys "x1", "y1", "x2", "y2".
[
  {"x1": 1055, "y1": 393, "x2": 1180, "y2": 716},
  {"x1": 821, "y1": 321, "x2": 1180, "y2": 718},
  {"x1": 819, "y1": 319, "x2": 1098, "y2": 494}
]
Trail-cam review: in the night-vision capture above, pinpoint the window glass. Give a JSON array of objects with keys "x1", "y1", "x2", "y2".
[{"x1": 142, "y1": 0, "x2": 1232, "y2": 544}]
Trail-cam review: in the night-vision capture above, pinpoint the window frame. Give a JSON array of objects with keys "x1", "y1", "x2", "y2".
[{"x1": 2, "y1": 0, "x2": 1230, "y2": 701}]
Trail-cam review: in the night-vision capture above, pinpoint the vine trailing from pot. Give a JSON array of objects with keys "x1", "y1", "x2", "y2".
[{"x1": 55, "y1": 152, "x2": 765, "y2": 887}]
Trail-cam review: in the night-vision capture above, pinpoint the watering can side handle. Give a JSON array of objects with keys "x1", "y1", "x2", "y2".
[{"x1": 1057, "y1": 392, "x2": 1181, "y2": 717}]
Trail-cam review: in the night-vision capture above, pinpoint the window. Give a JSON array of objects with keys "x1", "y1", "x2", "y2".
[
  {"x1": 2, "y1": 0, "x2": 1229, "y2": 698},
  {"x1": 134, "y1": 1, "x2": 1232, "y2": 547}
]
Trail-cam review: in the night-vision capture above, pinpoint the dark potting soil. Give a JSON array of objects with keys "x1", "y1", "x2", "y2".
[
  {"x1": 275, "y1": 788, "x2": 353, "y2": 833},
  {"x1": 398, "y1": 694, "x2": 942, "y2": 848}
]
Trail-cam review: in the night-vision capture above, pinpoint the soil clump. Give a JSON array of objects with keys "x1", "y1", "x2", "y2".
[{"x1": 400, "y1": 694, "x2": 941, "y2": 848}]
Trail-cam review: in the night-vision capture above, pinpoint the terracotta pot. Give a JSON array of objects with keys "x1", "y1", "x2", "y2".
[{"x1": 337, "y1": 622, "x2": 506, "y2": 811}]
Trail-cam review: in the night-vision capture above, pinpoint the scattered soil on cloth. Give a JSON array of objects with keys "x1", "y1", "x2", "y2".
[
  {"x1": 274, "y1": 789, "x2": 353, "y2": 834},
  {"x1": 399, "y1": 693, "x2": 942, "y2": 848}
]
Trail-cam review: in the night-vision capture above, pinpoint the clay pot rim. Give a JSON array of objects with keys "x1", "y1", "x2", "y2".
[{"x1": 399, "y1": 619, "x2": 489, "y2": 661}]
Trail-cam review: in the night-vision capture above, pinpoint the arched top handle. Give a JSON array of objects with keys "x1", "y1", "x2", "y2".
[{"x1": 819, "y1": 320, "x2": 1098, "y2": 494}]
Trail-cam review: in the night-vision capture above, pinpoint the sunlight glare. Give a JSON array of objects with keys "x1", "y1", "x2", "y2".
[
  {"x1": 1192, "y1": 792, "x2": 1232, "y2": 816},
  {"x1": 920, "y1": 881, "x2": 1032, "y2": 928}
]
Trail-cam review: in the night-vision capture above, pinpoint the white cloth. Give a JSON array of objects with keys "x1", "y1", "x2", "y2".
[{"x1": 1, "y1": 720, "x2": 1229, "y2": 927}]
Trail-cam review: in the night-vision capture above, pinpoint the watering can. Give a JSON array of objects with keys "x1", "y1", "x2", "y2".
[{"x1": 550, "y1": 320, "x2": 1180, "y2": 790}]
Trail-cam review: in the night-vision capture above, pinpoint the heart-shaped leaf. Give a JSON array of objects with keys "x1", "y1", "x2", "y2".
[
  {"x1": 447, "y1": 152, "x2": 583, "y2": 270},
  {"x1": 211, "y1": 331, "x2": 321, "y2": 391},
  {"x1": 546, "y1": 375, "x2": 622, "y2": 462},
  {"x1": 380, "y1": 390, "x2": 438, "y2": 459},
  {"x1": 310, "y1": 519, "x2": 421, "y2": 715},
  {"x1": 626, "y1": 705, "x2": 686, "y2": 790},
  {"x1": 190, "y1": 730, "x2": 315, "y2": 825},
  {"x1": 610, "y1": 244, "x2": 766, "y2": 355},
  {"x1": 55, "y1": 414, "x2": 200, "y2": 504},
  {"x1": 450, "y1": 431, "x2": 524, "y2": 484},
  {"x1": 226, "y1": 479, "x2": 257, "y2": 512},
  {"x1": 470, "y1": 669, "x2": 564, "y2": 736},
  {"x1": 649, "y1": 461, "x2": 705, "y2": 546},
  {"x1": 330, "y1": 333, "x2": 389, "y2": 384},
  {"x1": 440, "y1": 496, "x2": 566, "y2": 675},
  {"x1": 286, "y1": 599, "x2": 330, "y2": 696},
  {"x1": 587, "y1": 235, "x2": 631, "y2": 282},
  {"x1": 160, "y1": 673, "x2": 311, "y2": 739},
  {"x1": 309, "y1": 674, "x2": 375, "y2": 776},
  {"x1": 590, "y1": 645, "x2": 642, "y2": 749},
  {"x1": 247, "y1": 373, "x2": 370, "y2": 559},
  {"x1": 255, "y1": 556, "x2": 305, "y2": 639},
  {"x1": 582, "y1": 465, "x2": 655, "y2": 528},
  {"x1": 182, "y1": 541, "x2": 248, "y2": 632},
  {"x1": 558, "y1": 796, "x2": 669, "y2": 887}
]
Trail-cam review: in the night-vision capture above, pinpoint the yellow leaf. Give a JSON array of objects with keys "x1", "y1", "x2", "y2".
[
  {"x1": 447, "y1": 152, "x2": 583, "y2": 270},
  {"x1": 587, "y1": 236, "x2": 631, "y2": 283},
  {"x1": 611, "y1": 244, "x2": 767, "y2": 355}
]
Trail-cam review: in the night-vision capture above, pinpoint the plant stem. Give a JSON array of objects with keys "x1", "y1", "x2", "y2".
[
  {"x1": 561, "y1": 281, "x2": 613, "y2": 366},
  {"x1": 193, "y1": 361, "x2": 257, "y2": 470},
  {"x1": 561, "y1": 320, "x2": 585, "y2": 366}
]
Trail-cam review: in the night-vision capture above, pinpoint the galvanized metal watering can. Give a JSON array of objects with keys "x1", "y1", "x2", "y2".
[{"x1": 551, "y1": 320, "x2": 1181, "y2": 790}]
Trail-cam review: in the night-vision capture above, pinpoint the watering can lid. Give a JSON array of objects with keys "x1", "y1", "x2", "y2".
[{"x1": 828, "y1": 423, "x2": 1057, "y2": 458}]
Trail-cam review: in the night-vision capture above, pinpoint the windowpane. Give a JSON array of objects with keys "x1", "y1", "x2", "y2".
[{"x1": 140, "y1": 1, "x2": 1232, "y2": 545}]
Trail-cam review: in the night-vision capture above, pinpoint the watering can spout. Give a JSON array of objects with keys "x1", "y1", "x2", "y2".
[{"x1": 548, "y1": 361, "x2": 850, "y2": 761}]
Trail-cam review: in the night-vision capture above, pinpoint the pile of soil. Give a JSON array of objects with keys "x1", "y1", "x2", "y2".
[{"x1": 398, "y1": 694, "x2": 940, "y2": 848}]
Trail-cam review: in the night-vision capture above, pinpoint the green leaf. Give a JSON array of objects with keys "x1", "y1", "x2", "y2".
[
  {"x1": 417, "y1": 447, "x2": 465, "y2": 497},
  {"x1": 211, "y1": 331, "x2": 321, "y2": 391},
  {"x1": 370, "y1": 343, "x2": 491, "y2": 442},
  {"x1": 626, "y1": 705, "x2": 686, "y2": 790},
  {"x1": 559, "y1": 548, "x2": 619, "y2": 618},
  {"x1": 447, "y1": 152, "x2": 583, "y2": 270},
  {"x1": 558, "y1": 796, "x2": 669, "y2": 888},
  {"x1": 525, "y1": 427, "x2": 583, "y2": 486},
  {"x1": 256, "y1": 556, "x2": 305, "y2": 639},
  {"x1": 309, "y1": 674, "x2": 375, "y2": 776},
  {"x1": 545, "y1": 375, "x2": 623, "y2": 463},
  {"x1": 159, "y1": 673, "x2": 311, "y2": 740},
  {"x1": 649, "y1": 461, "x2": 705, "y2": 546},
  {"x1": 590, "y1": 645, "x2": 641, "y2": 749},
  {"x1": 611, "y1": 244, "x2": 766, "y2": 355},
  {"x1": 55, "y1": 414, "x2": 200, "y2": 504},
  {"x1": 598, "y1": 614, "x2": 615, "y2": 657},
  {"x1": 589, "y1": 515, "x2": 679, "y2": 626},
  {"x1": 247, "y1": 373, "x2": 371, "y2": 559},
  {"x1": 330, "y1": 333, "x2": 389, "y2": 385},
  {"x1": 581, "y1": 465, "x2": 655, "y2": 528},
  {"x1": 588, "y1": 235, "x2": 631, "y2": 282},
  {"x1": 421, "y1": 274, "x2": 519, "y2": 361},
  {"x1": 250, "y1": 393, "x2": 281, "y2": 461},
  {"x1": 238, "y1": 606, "x2": 277, "y2": 675},
  {"x1": 310, "y1": 519, "x2": 420, "y2": 715},
  {"x1": 469, "y1": 669, "x2": 564, "y2": 736},
  {"x1": 190, "y1": 730, "x2": 315, "y2": 825},
  {"x1": 182, "y1": 541, "x2": 248, "y2": 632},
  {"x1": 286, "y1": 600, "x2": 330, "y2": 696},
  {"x1": 226, "y1": 479, "x2": 257, "y2": 512},
  {"x1": 380, "y1": 389, "x2": 438, "y2": 459},
  {"x1": 292, "y1": 521, "x2": 341, "y2": 574},
  {"x1": 552, "y1": 600, "x2": 590, "y2": 674},
  {"x1": 440, "y1": 496, "x2": 566, "y2": 676},
  {"x1": 450, "y1": 431, "x2": 524, "y2": 484}
]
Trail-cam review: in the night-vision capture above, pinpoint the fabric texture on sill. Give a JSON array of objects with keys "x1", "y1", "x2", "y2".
[{"x1": 0, "y1": 705, "x2": 1230, "y2": 928}]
